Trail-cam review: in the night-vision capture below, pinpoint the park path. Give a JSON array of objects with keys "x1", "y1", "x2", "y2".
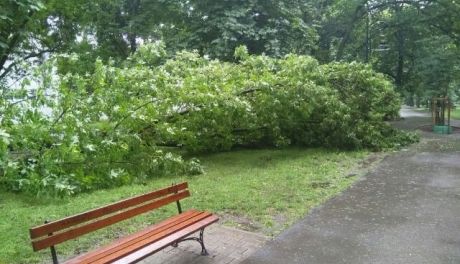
[{"x1": 241, "y1": 106, "x2": 460, "y2": 264}]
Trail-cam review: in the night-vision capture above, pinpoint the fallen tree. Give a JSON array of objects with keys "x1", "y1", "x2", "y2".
[{"x1": 0, "y1": 43, "x2": 418, "y2": 196}]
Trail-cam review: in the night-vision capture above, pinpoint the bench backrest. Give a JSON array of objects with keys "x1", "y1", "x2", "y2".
[{"x1": 29, "y1": 182, "x2": 190, "y2": 252}]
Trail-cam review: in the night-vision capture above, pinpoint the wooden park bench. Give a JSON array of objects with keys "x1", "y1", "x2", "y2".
[{"x1": 29, "y1": 182, "x2": 219, "y2": 264}]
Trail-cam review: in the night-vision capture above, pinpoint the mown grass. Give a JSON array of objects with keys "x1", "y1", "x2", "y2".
[
  {"x1": 0, "y1": 147, "x2": 367, "y2": 264},
  {"x1": 451, "y1": 107, "x2": 460, "y2": 119}
]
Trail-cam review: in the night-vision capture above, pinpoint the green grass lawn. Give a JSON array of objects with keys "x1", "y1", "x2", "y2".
[
  {"x1": 451, "y1": 107, "x2": 460, "y2": 120},
  {"x1": 0, "y1": 147, "x2": 368, "y2": 264}
]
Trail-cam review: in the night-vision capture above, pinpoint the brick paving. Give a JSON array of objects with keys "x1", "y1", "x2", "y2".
[{"x1": 140, "y1": 225, "x2": 268, "y2": 264}]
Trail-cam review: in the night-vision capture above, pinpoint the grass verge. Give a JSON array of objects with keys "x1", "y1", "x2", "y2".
[
  {"x1": 451, "y1": 107, "x2": 460, "y2": 120},
  {"x1": 410, "y1": 106, "x2": 460, "y2": 121},
  {"x1": 0, "y1": 147, "x2": 368, "y2": 264}
]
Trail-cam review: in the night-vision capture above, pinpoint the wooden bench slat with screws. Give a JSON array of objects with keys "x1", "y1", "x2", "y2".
[{"x1": 29, "y1": 182, "x2": 219, "y2": 264}]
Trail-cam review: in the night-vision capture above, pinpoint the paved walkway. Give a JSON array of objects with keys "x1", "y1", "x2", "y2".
[
  {"x1": 242, "y1": 107, "x2": 460, "y2": 264},
  {"x1": 142, "y1": 225, "x2": 268, "y2": 264}
]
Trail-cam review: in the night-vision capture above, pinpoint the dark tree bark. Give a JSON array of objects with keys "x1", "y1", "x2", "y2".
[
  {"x1": 394, "y1": 3, "x2": 405, "y2": 89},
  {"x1": 126, "y1": 0, "x2": 141, "y2": 53}
]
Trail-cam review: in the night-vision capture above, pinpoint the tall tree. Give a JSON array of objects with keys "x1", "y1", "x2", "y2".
[
  {"x1": 317, "y1": 0, "x2": 460, "y2": 101},
  {"x1": 170, "y1": 0, "x2": 318, "y2": 60},
  {"x1": 0, "y1": 0, "x2": 46, "y2": 83},
  {"x1": 0, "y1": 0, "x2": 86, "y2": 83}
]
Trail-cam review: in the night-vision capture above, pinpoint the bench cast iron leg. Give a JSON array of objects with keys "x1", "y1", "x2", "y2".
[
  {"x1": 44, "y1": 220, "x2": 59, "y2": 264},
  {"x1": 199, "y1": 228, "x2": 208, "y2": 256},
  {"x1": 173, "y1": 228, "x2": 208, "y2": 256},
  {"x1": 50, "y1": 245, "x2": 59, "y2": 264}
]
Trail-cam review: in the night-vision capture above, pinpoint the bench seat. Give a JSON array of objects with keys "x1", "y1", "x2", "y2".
[{"x1": 65, "y1": 210, "x2": 218, "y2": 264}]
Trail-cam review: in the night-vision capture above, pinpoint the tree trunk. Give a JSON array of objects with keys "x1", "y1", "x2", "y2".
[
  {"x1": 394, "y1": 4, "x2": 405, "y2": 89},
  {"x1": 126, "y1": 0, "x2": 140, "y2": 53},
  {"x1": 336, "y1": 1, "x2": 368, "y2": 61}
]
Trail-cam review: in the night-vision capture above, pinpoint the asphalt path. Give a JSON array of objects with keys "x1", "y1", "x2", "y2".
[{"x1": 242, "y1": 107, "x2": 460, "y2": 264}]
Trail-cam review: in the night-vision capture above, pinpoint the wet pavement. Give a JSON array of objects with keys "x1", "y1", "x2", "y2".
[{"x1": 242, "y1": 107, "x2": 460, "y2": 264}]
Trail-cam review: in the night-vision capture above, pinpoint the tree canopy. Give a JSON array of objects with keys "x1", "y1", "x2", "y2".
[{"x1": 1, "y1": 0, "x2": 459, "y2": 102}]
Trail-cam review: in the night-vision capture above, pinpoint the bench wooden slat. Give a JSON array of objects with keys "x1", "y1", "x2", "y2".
[
  {"x1": 29, "y1": 182, "x2": 219, "y2": 264},
  {"x1": 82, "y1": 212, "x2": 214, "y2": 264},
  {"x1": 32, "y1": 190, "x2": 190, "y2": 251},
  {"x1": 63, "y1": 210, "x2": 202, "y2": 264},
  {"x1": 114, "y1": 214, "x2": 219, "y2": 264},
  {"x1": 30, "y1": 182, "x2": 188, "y2": 239}
]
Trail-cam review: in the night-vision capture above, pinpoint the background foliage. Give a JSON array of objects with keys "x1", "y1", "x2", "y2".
[
  {"x1": 1, "y1": 0, "x2": 459, "y2": 102},
  {"x1": 0, "y1": 43, "x2": 417, "y2": 195}
]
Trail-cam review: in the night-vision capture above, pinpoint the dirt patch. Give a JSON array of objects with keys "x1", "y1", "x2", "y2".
[
  {"x1": 359, "y1": 153, "x2": 383, "y2": 168},
  {"x1": 344, "y1": 152, "x2": 387, "y2": 180},
  {"x1": 310, "y1": 181, "x2": 331, "y2": 188},
  {"x1": 219, "y1": 210, "x2": 297, "y2": 236},
  {"x1": 219, "y1": 212, "x2": 264, "y2": 233}
]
